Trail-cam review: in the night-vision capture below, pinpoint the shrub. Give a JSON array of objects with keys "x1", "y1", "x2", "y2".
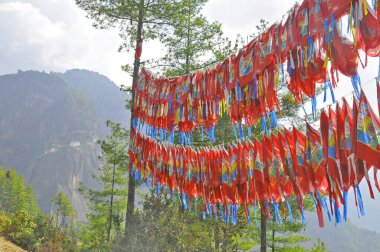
[{"x1": 1, "y1": 211, "x2": 44, "y2": 251}]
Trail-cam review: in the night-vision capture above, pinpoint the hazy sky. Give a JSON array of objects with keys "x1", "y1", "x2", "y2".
[
  {"x1": 0, "y1": 0, "x2": 295, "y2": 85},
  {"x1": 0, "y1": 0, "x2": 378, "y2": 108}
]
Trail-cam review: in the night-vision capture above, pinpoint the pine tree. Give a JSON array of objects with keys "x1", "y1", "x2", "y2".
[
  {"x1": 0, "y1": 167, "x2": 40, "y2": 215},
  {"x1": 265, "y1": 196, "x2": 314, "y2": 252},
  {"x1": 25, "y1": 185, "x2": 40, "y2": 216},
  {"x1": 310, "y1": 239, "x2": 327, "y2": 252},
  {"x1": 52, "y1": 192, "x2": 75, "y2": 227},
  {"x1": 0, "y1": 167, "x2": 8, "y2": 212},
  {"x1": 75, "y1": 1, "x2": 187, "y2": 231},
  {"x1": 0, "y1": 167, "x2": 38, "y2": 215},
  {"x1": 80, "y1": 120, "x2": 129, "y2": 246},
  {"x1": 150, "y1": 0, "x2": 232, "y2": 77}
]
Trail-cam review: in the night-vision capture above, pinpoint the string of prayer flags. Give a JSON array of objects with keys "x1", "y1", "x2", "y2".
[
  {"x1": 129, "y1": 88, "x2": 380, "y2": 227},
  {"x1": 132, "y1": 0, "x2": 380, "y2": 142}
]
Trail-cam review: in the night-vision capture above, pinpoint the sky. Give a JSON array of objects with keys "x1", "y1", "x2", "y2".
[
  {"x1": 0, "y1": 0, "x2": 378, "y2": 104},
  {"x1": 0, "y1": 0, "x2": 295, "y2": 86}
]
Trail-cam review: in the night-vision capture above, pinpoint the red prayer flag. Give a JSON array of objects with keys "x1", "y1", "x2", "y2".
[
  {"x1": 306, "y1": 122, "x2": 327, "y2": 192},
  {"x1": 356, "y1": 90, "x2": 380, "y2": 168},
  {"x1": 293, "y1": 127, "x2": 312, "y2": 194},
  {"x1": 263, "y1": 136, "x2": 282, "y2": 203}
]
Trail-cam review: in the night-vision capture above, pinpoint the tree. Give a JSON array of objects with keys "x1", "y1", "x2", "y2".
[
  {"x1": 265, "y1": 196, "x2": 313, "y2": 252},
  {"x1": 152, "y1": 0, "x2": 232, "y2": 77},
  {"x1": 113, "y1": 189, "x2": 214, "y2": 251},
  {"x1": 310, "y1": 239, "x2": 327, "y2": 252},
  {"x1": 80, "y1": 120, "x2": 129, "y2": 246},
  {"x1": 76, "y1": 0, "x2": 185, "y2": 231},
  {"x1": 0, "y1": 167, "x2": 39, "y2": 215},
  {"x1": 52, "y1": 192, "x2": 75, "y2": 227}
]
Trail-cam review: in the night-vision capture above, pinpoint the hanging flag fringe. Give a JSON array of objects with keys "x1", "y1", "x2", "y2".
[
  {"x1": 351, "y1": 74, "x2": 361, "y2": 99},
  {"x1": 333, "y1": 198, "x2": 341, "y2": 225},
  {"x1": 247, "y1": 125, "x2": 252, "y2": 137},
  {"x1": 253, "y1": 205, "x2": 259, "y2": 227},
  {"x1": 302, "y1": 104, "x2": 309, "y2": 121},
  {"x1": 238, "y1": 122, "x2": 245, "y2": 139},
  {"x1": 232, "y1": 124, "x2": 238, "y2": 140},
  {"x1": 343, "y1": 190, "x2": 348, "y2": 222},
  {"x1": 356, "y1": 184, "x2": 365, "y2": 217},
  {"x1": 286, "y1": 199, "x2": 294, "y2": 223},
  {"x1": 261, "y1": 116, "x2": 268, "y2": 135},
  {"x1": 323, "y1": 196, "x2": 332, "y2": 222},
  {"x1": 312, "y1": 95, "x2": 317, "y2": 119},
  {"x1": 272, "y1": 201, "x2": 283, "y2": 225}
]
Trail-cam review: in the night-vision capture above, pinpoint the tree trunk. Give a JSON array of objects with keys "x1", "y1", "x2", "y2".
[
  {"x1": 107, "y1": 161, "x2": 116, "y2": 241},
  {"x1": 214, "y1": 221, "x2": 220, "y2": 252},
  {"x1": 62, "y1": 215, "x2": 66, "y2": 227},
  {"x1": 56, "y1": 207, "x2": 60, "y2": 228},
  {"x1": 221, "y1": 227, "x2": 228, "y2": 252},
  {"x1": 271, "y1": 228, "x2": 275, "y2": 252},
  {"x1": 185, "y1": 1, "x2": 191, "y2": 74},
  {"x1": 125, "y1": 0, "x2": 145, "y2": 234},
  {"x1": 260, "y1": 201, "x2": 267, "y2": 252},
  {"x1": 178, "y1": 2, "x2": 191, "y2": 217}
]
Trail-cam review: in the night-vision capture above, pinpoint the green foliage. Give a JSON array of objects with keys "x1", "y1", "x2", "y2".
[
  {"x1": 0, "y1": 211, "x2": 44, "y2": 250},
  {"x1": 309, "y1": 239, "x2": 327, "y2": 252},
  {"x1": 113, "y1": 189, "x2": 250, "y2": 251},
  {"x1": 154, "y1": 0, "x2": 233, "y2": 76},
  {"x1": 76, "y1": 0, "x2": 181, "y2": 55},
  {"x1": 130, "y1": 191, "x2": 213, "y2": 251},
  {"x1": 78, "y1": 221, "x2": 112, "y2": 251},
  {"x1": 53, "y1": 191, "x2": 76, "y2": 227},
  {"x1": 234, "y1": 194, "x2": 316, "y2": 251},
  {"x1": 0, "y1": 167, "x2": 40, "y2": 216}
]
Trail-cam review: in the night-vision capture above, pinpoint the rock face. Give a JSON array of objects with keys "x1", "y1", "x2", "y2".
[{"x1": 0, "y1": 70, "x2": 130, "y2": 220}]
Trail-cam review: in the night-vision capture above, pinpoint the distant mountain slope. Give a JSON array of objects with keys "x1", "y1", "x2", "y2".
[
  {"x1": 0, "y1": 70, "x2": 130, "y2": 220},
  {"x1": 59, "y1": 69, "x2": 130, "y2": 134},
  {"x1": 345, "y1": 184, "x2": 380, "y2": 234},
  {"x1": 303, "y1": 211, "x2": 380, "y2": 252}
]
